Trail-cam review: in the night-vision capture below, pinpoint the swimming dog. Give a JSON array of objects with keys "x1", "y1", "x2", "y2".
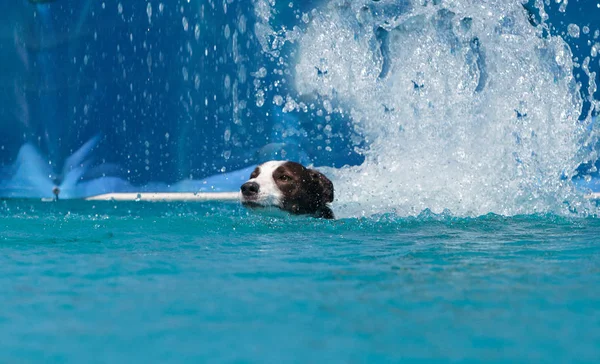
[{"x1": 240, "y1": 161, "x2": 334, "y2": 219}]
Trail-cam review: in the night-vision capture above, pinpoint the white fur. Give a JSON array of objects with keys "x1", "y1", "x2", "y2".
[{"x1": 241, "y1": 160, "x2": 285, "y2": 207}]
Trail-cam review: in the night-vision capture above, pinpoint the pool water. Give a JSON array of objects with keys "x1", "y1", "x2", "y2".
[{"x1": 1, "y1": 200, "x2": 599, "y2": 362}]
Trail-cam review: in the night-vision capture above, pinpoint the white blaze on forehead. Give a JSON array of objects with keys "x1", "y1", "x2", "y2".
[{"x1": 244, "y1": 160, "x2": 286, "y2": 207}]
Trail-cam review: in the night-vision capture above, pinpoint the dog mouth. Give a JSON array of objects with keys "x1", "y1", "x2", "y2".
[
  {"x1": 241, "y1": 198, "x2": 282, "y2": 211},
  {"x1": 241, "y1": 200, "x2": 263, "y2": 208},
  {"x1": 240, "y1": 195, "x2": 267, "y2": 208},
  {"x1": 240, "y1": 191, "x2": 282, "y2": 210}
]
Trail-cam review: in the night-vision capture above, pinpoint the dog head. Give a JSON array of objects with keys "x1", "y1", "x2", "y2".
[{"x1": 240, "y1": 161, "x2": 334, "y2": 219}]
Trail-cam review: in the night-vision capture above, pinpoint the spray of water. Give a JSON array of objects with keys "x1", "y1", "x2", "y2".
[{"x1": 256, "y1": 0, "x2": 598, "y2": 217}]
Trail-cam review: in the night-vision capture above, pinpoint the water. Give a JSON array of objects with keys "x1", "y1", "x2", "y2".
[
  {"x1": 284, "y1": 0, "x2": 597, "y2": 217},
  {"x1": 2, "y1": 200, "x2": 600, "y2": 362},
  {"x1": 2, "y1": 1, "x2": 600, "y2": 362}
]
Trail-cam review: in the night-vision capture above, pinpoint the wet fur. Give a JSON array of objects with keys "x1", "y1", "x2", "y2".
[{"x1": 240, "y1": 161, "x2": 334, "y2": 219}]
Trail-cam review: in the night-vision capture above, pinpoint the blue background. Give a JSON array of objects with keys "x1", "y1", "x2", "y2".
[{"x1": 0, "y1": 0, "x2": 598, "y2": 189}]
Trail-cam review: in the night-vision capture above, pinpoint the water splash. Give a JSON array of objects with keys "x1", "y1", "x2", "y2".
[
  {"x1": 258, "y1": 0, "x2": 598, "y2": 217},
  {"x1": 0, "y1": 136, "x2": 130, "y2": 199}
]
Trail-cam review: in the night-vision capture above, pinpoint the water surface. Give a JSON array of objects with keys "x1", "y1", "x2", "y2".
[{"x1": 1, "y1": 200, "x2": 599, "y2": 362}]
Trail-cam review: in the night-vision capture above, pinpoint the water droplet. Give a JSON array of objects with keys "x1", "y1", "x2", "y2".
[
  {"x1": 146, "y1": 2, "x2": 152, "y2": 23},
  {"x1": 592, "y1": 43, "x2": 600, "y2": 58},
  {"x1": 146, "y1": 52, "x2": 152, "y2": 72},
  {"x1": 224, "y1": 75, "x2": 231, "y2": 90},
  {"x1": 558, "y1": 0, "x2": 569, "y2": 13},
  {"x1": 194, "y1": 74, "x2": 201, "y2": 90},
  {"x1": 254, "y1": 67, "x2": 267, "y2": 78},
  {"x1": 567, "y1": 23, "x2": 580, "y2": 39},
  {"x1": 273, "y1": 95, "x2": 284, "y2": 106},
  {"x1": 256, "y1": 90, "x2": 265, "y2": 107},
  {"x1": 194, "y1": 24, "x2": 200, "y2": 40},
  {"x1": 224, "y1": 24, "x2": 231, "y2": 39}
]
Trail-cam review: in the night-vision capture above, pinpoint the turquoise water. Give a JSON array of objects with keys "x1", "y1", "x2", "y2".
[{"x1": 1, "y1": 200, "x2": 600, "y2": 363}]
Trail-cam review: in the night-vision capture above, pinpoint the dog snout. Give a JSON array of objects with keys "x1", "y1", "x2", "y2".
[{"x1": 241, "y1": 181, "x2": 259, "y2": 197}]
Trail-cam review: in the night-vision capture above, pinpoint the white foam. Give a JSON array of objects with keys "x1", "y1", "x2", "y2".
[{"x1": 281, "y1": 0, "x2": 598, "y2": 218}]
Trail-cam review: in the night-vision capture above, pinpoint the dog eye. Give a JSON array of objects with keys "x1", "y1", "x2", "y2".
[{"x1": 278, "y1": 175, "x2": 291, "y2": 181}]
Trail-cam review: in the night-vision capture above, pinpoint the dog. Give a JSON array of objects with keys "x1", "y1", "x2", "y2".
[{"x1": 240, "y1": 161, "x2": 334, "y2": 219}]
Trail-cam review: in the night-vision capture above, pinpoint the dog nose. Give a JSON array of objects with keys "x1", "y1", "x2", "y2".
[{"x1": 241, "y1": 182, "x2": 259, "y2": 196}]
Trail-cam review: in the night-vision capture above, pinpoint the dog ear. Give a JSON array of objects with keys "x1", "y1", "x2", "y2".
[{"x1": 308, "y1": 169, "x2": 334, "y2": 204}]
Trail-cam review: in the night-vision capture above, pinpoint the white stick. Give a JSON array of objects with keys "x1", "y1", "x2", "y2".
[
  {"x1": 85, "y1": 192, "x2": 241, "y2": 202},
  {"x1": 585, "y1": 193, "x2": 600, "y2": 200}
]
